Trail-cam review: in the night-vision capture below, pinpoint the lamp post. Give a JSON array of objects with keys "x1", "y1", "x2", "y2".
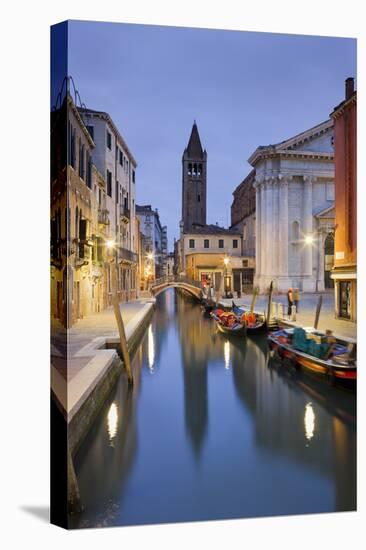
[{"x1": 223, "y1": 256, "x2": 231, "y2": 298}]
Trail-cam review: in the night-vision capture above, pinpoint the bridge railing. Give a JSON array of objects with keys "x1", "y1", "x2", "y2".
[{"x1": 150, "y1": 274, "x2": 201, "y2": 290}]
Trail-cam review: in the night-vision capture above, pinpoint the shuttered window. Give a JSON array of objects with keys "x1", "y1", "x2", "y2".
[
  {"x1": 79, "y1": 219, "x2": 87, "y2": 258},
  {"x1": 107, "y1": 170, "x2": 112, "y2": 197}
]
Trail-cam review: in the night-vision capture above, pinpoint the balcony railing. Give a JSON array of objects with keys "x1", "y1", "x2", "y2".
[
  {"x1": 118, "y1": 246, "x2": 138, "y2": 264},
  {"x1": 120, "y1": 203, "x2": 130, "y2": 222},
  {"x1": 98, "y1": 208, "x2": 110, "y2": 225}
]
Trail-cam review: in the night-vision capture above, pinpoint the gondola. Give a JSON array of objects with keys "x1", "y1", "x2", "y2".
[
  {"x1": 211, "y1": 311, "x2": 247, "y2": 336},
  {"x1": 201, "y1": 298, "x2": 216, "y2": 314},
  {"x1": 231, "y1": 301, "x2": 267, "y2": 334},
  {"x1": 268, "y1": 326, "x2": 356, "y2": 388}
]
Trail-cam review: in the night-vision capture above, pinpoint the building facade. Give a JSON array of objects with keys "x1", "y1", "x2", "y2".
[
  {"x1": 330, "y1": 78, "x2": 357, "y2": 321},
  {"x1": 248, "y1": 119, "x2": 335, "y2": 293},
  {"x1": 178, "y1": 225, "x2": 243, "y2": 295},
  {"x1": 136, "y1": 204, "x2": 167, "y2": 284},
  {"x1": 79, "y1": 107, "x2": 139, "y2": 305},
  {"x1": 51, "y1": 92, "x2": 140, "y2": 328},
  {"x1": 230, "y1": 170, "x2": 256, "y2": 288}
]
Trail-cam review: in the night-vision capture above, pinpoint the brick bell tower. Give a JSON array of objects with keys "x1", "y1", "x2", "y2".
[{"x1": 182, "y1": 122, "x2": 207, "y2": 232}]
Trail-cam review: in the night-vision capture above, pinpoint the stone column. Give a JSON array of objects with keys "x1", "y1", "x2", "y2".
[
  {"x1": 265, "y1": 177, "x2": 274, "y2": 286},
  {"x1": 303, "y1": 175, "x2": 314, "y2": 290},
  {"x1": 272, "y1": 176, "x2": 279, "y2": 279},
  {"x1": 254, "y1": 179, "x2": 261, "y2": 278},
  {"x1": 278, "y1": 175, "x2": 290, "y2": 289}
]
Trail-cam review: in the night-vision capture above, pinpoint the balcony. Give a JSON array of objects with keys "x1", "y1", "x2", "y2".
[
  {"x1": 98, "y1": 208, "x2": 110, "y2": 225},
  {"x1": 120, "y1": 203, "x2": 130, "y2": 223},
  {"x1": 118, "y1": 246, "x2": 138, "y2": 264}
]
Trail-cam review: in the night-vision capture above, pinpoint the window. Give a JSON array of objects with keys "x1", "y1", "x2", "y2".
[
  {"x1": 70, "y1": 127, "x2": 76, "y2": 169},
  {"x1": 204, "y1": 239, "x2": 209, "y2": 249},
  {"x1": 132, "y1": 169, "x2": 135, "y2": 183},
  {"x1": 233, "y1": 239, "x2": 238, "y2": 248},
  {"x1": 197, "y1": 194, "x2": 201, "y2": 202},
  {"x1": 79, "y1": 143, "x2": 85, "y2": 179},
  {"x1": 326, "y1": 183, "x2": 335, "y2": 201},
  {"x1": 291, "y1": 221, "x2": 300, "y2": 241},
  {"x1": 86, "y1": 125, "x2": 94, "y2": 140},
  {"x1": 116, "y1": 181, "x2": 119, "y2": 203},
  {"x1": 218, "y1": 239, "x2": 224, "y2": 248},
  {"x1": 119, "y1": 150, "x2": 123, "y2": 165},
  {"x1": 198, "y1": 163, "x2": 202, "y2": 176},
  {"x1": 189, "y1": 239, "x2": 195, "y2": 248},
  {"x1": 86, "y1": 152, "x2": 92, "y2": 188},
  {"x1": 107, "y1": 170, "x2": 112, "y2": 197},
  {"x1": 106, "y1": 130, "x2": 112, "y2": 150},
  {"x1": 242, "y1": 259, "x2": 249, "y2": 267}
]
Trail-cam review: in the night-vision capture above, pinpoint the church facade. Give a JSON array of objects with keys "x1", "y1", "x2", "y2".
[{"x1": 248, "y1": 118, "x2": 335, "y2": 293}]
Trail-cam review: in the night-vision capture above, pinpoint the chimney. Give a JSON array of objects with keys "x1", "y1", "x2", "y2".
[{"x1": 345, "y1": 77, "x2": 354, "y2": 100}]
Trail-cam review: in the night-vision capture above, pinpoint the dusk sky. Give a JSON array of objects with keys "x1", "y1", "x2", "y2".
[{"x1": 68, "y1": 21, "x2": 356, "y2": 250}]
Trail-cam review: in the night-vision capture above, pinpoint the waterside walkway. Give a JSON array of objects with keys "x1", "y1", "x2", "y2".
[{"x1": 51, "y1": 299, "x2": 155, "y2": 435}]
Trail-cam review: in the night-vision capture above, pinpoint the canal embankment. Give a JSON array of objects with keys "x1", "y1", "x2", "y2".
[
  {"x1": 219, "y1": 292, "x2": 356, "y2": 342},
  {"x1": 51, "y1": 298, "x2": 155, "y2": 456}
]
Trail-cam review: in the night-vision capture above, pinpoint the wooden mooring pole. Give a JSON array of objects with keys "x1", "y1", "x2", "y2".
[
  {"x1": 266, "y1": 281, "x2": 274, "y2": 324},
  {"x1": 314, "y1": 294, "x2": 323, "y2": 329},
  {"x1": 112, "y1": 295, "x2": 134, "y2": 387},
  {"x1": 250, "y1": 286, "x2": 259, "y2": 313}
]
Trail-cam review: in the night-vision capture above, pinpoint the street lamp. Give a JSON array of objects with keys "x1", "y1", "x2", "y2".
[
  {"x1": 106, "y1": 239, "x2": 115, "y2": 249},
  {"x1": 304, "y1": 234, "x2": 314, "y2": 245}
]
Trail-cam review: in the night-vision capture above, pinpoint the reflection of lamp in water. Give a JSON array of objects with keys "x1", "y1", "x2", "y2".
[
  {"x1": 304, "y1": 402, "x2": 315, "y2": 441},
  {"x1": 224, "y1": 340, "x2": 230, "y2": 370},
  {"x1": 148, "y1": 324, "x2": 155, "y2": 372},
  {"x1": 107, "y1": 402, "x2": 118, "y2": 444}
]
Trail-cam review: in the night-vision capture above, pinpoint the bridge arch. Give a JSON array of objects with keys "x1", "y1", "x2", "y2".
[{"x1": 150, "y1": 281, "x2": 202, "y2": 300}]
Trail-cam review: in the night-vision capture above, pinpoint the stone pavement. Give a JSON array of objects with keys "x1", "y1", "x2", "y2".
[
  {"x1": 220, "y1": 291, "x2": 357, "y2": 341},
  {"x1": 51, "y1": 299, "x2": 155, "y2": 381},
  {"x1": 51, "y1": 298, "x2": 155, "y2": 434}
]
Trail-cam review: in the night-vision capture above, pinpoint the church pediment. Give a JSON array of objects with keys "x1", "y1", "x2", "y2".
[{"x1": 248, "y1": 119, "x2": 334, "y2": 165}]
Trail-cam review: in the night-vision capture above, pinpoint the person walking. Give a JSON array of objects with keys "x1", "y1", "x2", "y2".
[
  {"x1": 293, "y1": 288, "x2": 299, "y2": 312},
  {"x1": 287, "y1": 288, "x2": 293, "y2": 317}
]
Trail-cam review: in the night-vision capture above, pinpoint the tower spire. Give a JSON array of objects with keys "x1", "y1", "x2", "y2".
[{"x1": 186, "y1": 121, "x2": 204, "y2": 158}]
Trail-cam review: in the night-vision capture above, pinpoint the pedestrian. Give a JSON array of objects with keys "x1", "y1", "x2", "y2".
[
  {"x1": 293, "y1": 288, "x2": 299, "y2": 312},
  {"x1": 287, "y1": 288, "x2": 293, "y2": 317}
]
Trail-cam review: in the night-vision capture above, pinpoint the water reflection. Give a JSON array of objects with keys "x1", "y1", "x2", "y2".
[
  {"x1": 304, "y1": 403, "x2": 315, "y2": 443},
  {"x1": 107, "y1": 403, "x2": 119, "y2": 445},
  {"x1": 71, "y1": 289, "x2": 356, "y2": 528},
  {"x1": 224, "y1": 340, "x2": 230, "y2": 370},
  {"x1": 148, "y1": 325, "x2": 155, "y2": 372}
]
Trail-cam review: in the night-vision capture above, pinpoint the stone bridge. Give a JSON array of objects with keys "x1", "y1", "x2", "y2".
[{"x1": 150, "y1": 276, "x2": 202, "y2": 300}]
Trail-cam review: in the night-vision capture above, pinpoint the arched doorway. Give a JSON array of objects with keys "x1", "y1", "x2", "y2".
[{"x1": 324, "y1": 233, "x2": 334, "y2": 289}]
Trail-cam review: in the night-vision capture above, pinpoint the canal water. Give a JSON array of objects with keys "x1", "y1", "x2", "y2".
[{"x1": 71, "y1": 289, "x2": 356, "y2": 528}]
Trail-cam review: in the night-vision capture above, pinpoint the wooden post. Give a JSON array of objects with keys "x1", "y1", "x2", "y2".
[
  {"x1": 314, "y1": 294, "x2": 323, "y2": 329},
  {"x1": 266, "y1": 281, "x2": 274, "y2": 323},
  {"x1": 112, "y1": 294, "x2": 134, "y2": 387},
  {"x1": 250, "y1": 286, "x2": 259, "y2": 313},
  {"x1": 68, "y1": 446, "x2": 83, "y2": 514}
]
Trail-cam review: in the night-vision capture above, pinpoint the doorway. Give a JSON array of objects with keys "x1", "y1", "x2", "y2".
[{"x1": 324, "y1": 233, "x2": 334, "y2": 289}]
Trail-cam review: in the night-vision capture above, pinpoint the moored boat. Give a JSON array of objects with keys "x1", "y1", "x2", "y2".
[
  {"x1": 211, "y1": 310, "x2": 247, "y2": 336},
  {"x1": 232, "y1": 301, "x2": 267, "y2": 334},
  {"x1": 201, "y1": 298, "x2": 216, "y2": 314},
  {"x1": 268, "y1": 327, "x2": 356, "y2": 387}
]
